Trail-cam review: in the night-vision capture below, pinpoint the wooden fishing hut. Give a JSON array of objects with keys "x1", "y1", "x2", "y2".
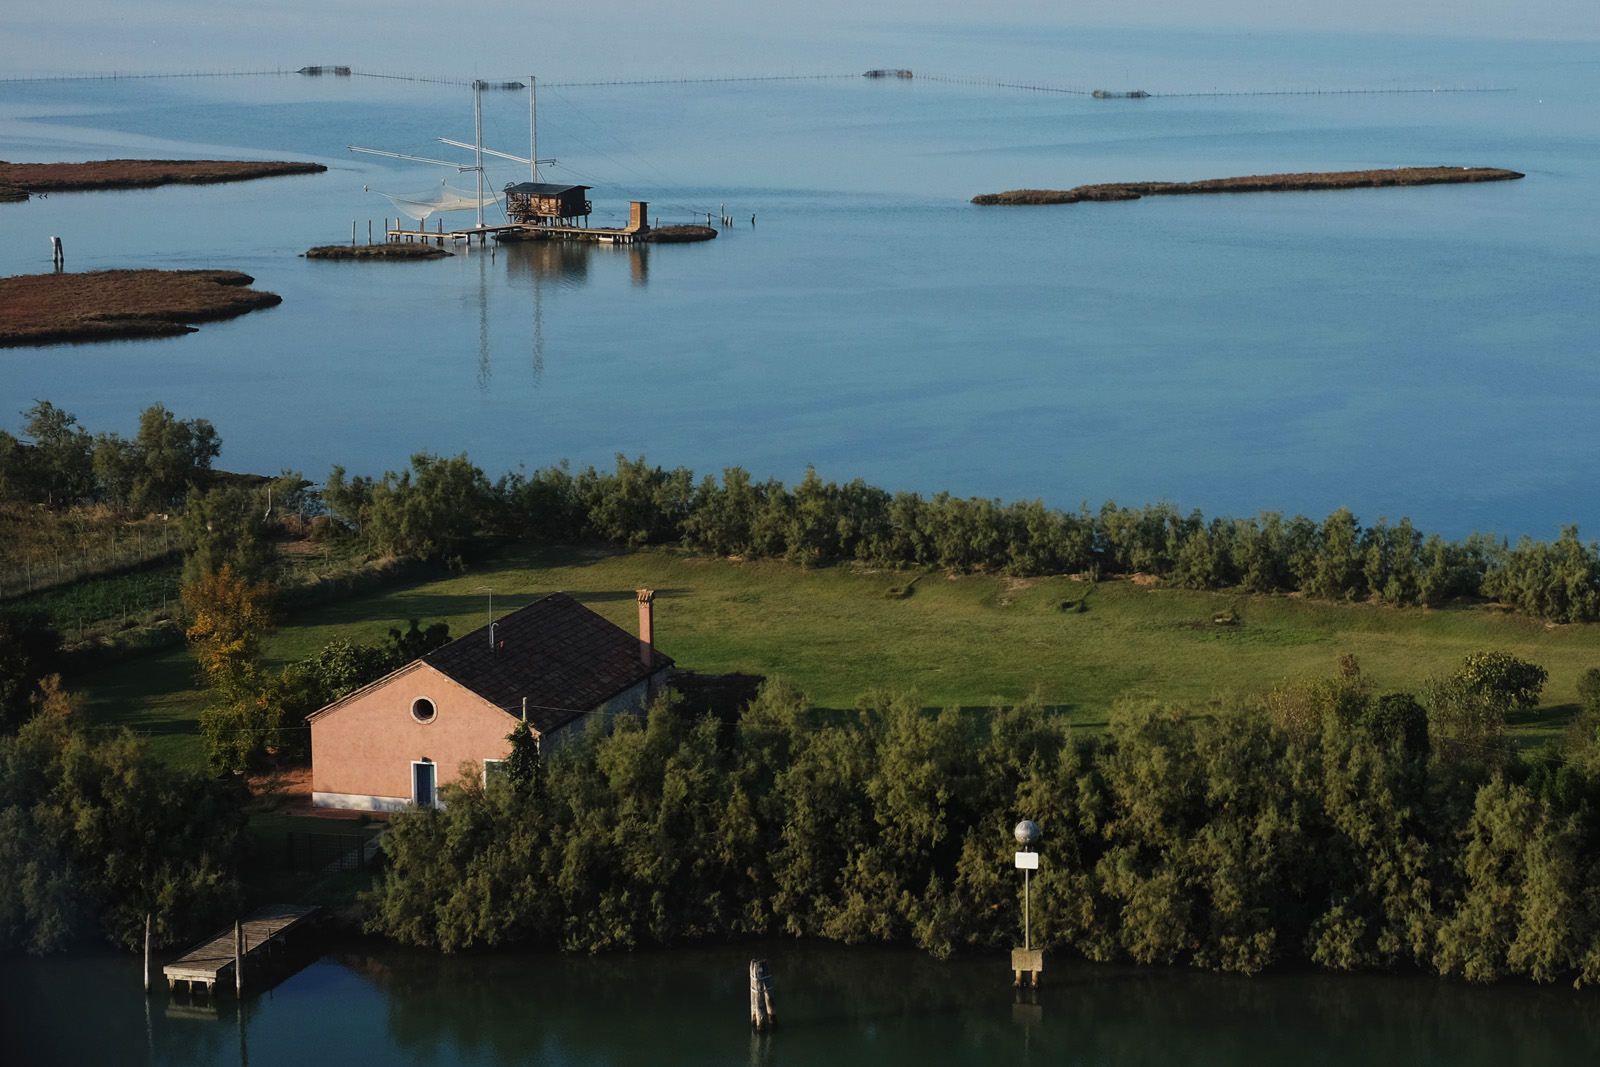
[{"x1": 504, "y1": 182, "x2": 592, "y2": 227}]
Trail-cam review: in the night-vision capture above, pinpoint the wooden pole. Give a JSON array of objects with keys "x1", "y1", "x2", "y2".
[
  {"x1": 749, "y1": 959, "x2": 774, "y2": 1029},
  {"x1": 143, "y1": 912, "x2": 151, "y2": 994},
  {"x1": 234, "y1": 919, "x2": 243, "y2": 997}
]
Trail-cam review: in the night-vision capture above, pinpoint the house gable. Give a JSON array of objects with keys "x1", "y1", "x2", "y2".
[{"x1": 310, "y1": 663, "x2": 516, "y2": 809}]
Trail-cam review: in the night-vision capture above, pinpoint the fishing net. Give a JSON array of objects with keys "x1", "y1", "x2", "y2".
[{"x1": 375, "y1": 181, "x2": 503, "y2": 221}]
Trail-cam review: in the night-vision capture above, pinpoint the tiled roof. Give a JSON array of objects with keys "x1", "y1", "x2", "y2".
[{"x1": 422, "y1": 592, "x2": 671, "y2": 735}]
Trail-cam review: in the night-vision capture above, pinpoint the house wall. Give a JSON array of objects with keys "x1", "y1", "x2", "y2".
[
  {"x1": 311, "y1": 663, "x2": 520, "y2": 812},
  {"x1": 535, "y1": 668, "x2": 670, "y2": 750}
]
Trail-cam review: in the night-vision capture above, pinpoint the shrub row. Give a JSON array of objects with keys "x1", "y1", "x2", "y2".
[
  {"x1": 368, "y1": 669, "x2": 1600, "y2": 982},
  {"x1": 327, "y1": 453, "x2": 1600, "y2": 622}
]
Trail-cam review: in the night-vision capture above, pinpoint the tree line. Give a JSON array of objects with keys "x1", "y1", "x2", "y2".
[
  {"x1": 369, "y1": 654, "x2": 1600, "y2": 984},
  {"x1": 7, "y1": 402, "x2": 1600, "y2": 622},
  {"x1": 318, "y1": 453, "x2": 1600, "y2": 622},
  {"x1": 0, "y1": 400, "x2": 221, "y2": 512}
]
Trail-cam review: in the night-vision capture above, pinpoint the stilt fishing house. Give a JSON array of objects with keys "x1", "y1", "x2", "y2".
[{"x1": 504, "y1": 182, "x2": 592, "y2": 227}]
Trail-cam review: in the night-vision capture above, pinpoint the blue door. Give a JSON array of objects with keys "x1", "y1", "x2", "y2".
[{"x1": 413, "y1": 761, "x2": 436, "y2": 808}]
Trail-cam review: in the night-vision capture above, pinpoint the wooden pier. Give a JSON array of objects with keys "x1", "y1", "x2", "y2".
[
  {"x1": 386, "y1": 222, "x2": 526, "y2": 245},
  {"x1": 163, "y1": 904, "x2": 319, "y2": 995},
  {"x1": 386, "y1": 222, "x2": 646, "y2": 246}
]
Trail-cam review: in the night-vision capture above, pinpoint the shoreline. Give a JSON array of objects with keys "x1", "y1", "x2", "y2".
[{"x1": 972, "y1": 166, "x2": 1524, "y2": 205}]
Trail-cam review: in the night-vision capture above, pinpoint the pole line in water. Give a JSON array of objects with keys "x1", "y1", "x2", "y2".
[{"x1": 0, "y1": 68, "x2": 1513, "y2": 96}]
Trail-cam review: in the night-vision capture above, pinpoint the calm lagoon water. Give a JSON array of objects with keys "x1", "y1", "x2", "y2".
[
  {"x1": 5, "y1": 940, "x2": 1600, "y2": 1067},
  {"x1": 0, "y1": 31, "x2": 1596, "y2": 542}
]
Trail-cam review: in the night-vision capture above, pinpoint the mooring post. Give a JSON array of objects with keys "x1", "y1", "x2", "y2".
[
  {"x1": 749, "y1": 958, "x2": 774, "y2": 1029},
  {"x1": 234, "y1": 919, "x2": 243, "y2": 997},
  {"x1": 143, "y1": 912, "x2": 152, "y2": 994}
]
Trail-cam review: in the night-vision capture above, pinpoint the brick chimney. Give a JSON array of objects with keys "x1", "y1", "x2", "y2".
[{"x1": 637, "y1": 589, "x2": 655, "y2": 668}]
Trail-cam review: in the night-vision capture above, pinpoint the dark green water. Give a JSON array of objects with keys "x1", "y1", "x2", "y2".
[{"x1": 4, "y1": 941, "x2": 1598, "y2": 1066}]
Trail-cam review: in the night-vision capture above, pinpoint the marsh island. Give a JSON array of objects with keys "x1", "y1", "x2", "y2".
[{"x1": 972, "y1": 166, "x2": 1524, "y2": 205}]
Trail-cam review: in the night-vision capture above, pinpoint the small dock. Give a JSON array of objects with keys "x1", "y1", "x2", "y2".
[
  {"x1": 386, "y1": 223, "x2": 526, "y2": 246},
  {"x1": 386, "y1": 222, "x2": 646, "y2": 246},
  {"x1": 163, "y1": 904, "x2": 319, "y2": 995}
]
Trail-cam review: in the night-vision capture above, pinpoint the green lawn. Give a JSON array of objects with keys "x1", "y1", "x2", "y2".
[{"x1": 78, "y1": 544, "x2": 1600, "y2": 770}]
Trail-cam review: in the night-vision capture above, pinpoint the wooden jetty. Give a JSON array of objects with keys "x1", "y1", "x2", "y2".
[
  {"x1": 163, "y1": 904, "x2": 319, "y2": 995},
  {"x1": 386, "y1": 200, "x2": 653, "y2": 247},
  {"x1": 386, "y1": 222, "x2": 525, "y2": 245},
  {"x1": 386, "y1": 221, "x2": 648, "y2": 246}
]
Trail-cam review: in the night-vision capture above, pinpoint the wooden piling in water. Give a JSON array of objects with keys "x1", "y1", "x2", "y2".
[
  {"x1": 144, "y1": 913, "x2": 151, "y2": 994},
  {"x1": 749, "y1": 958, "x2": 774, "y2": 1029},
  {"x1": 234, "y1": 920, "x2": 243, "y2": 996}
]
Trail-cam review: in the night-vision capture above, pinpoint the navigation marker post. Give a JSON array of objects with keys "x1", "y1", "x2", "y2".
[{"x1": 1012, "y1": 820, "x2": 1043, "y2": 987}]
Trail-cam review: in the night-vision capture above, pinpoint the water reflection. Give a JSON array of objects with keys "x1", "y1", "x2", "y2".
[
  {"x1": 6, "y1": 944, "x2": 1600, "y2": 1066},
  {"x1": 501, "y1": 236, "x2": 651, "y2": 288},
  {"x1": 331, "y1": 943, "x2": 1600, "y2": 1066},
  {"x1": 475, "y1": 243, "x2": 492, "y2": 390},
  {"x1": 501, "y1": 238, "x2": 594, "y2": 286},
  {"x1": 493, "y1": 238, "x2": 648, "y2": 389}
]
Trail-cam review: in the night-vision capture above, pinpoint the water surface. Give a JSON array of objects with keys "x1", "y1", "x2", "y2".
[
  {"x1": 0, "y1": 31, "x2": 1595, "y2": 540},
  {"x1": 4, "y1": 941, "x2": 1599, "y2": 1066}
]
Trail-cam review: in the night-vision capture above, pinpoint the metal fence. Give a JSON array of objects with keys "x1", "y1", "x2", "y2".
[{"x1": 285, "y1": 831, "x2": 369, "y2": 874}]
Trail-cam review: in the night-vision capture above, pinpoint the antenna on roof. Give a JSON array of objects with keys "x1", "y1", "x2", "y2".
[{"x1": 475, "y1": 586, "x2": 494, "y2": 637}]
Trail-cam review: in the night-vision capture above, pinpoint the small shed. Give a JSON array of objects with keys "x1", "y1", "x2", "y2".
[{"x1": 504, "y1": 182, "x2": 592, "y2": 226}]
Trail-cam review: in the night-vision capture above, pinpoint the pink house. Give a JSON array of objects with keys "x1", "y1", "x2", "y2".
[{"x1": 308, "y1": 590, "x2": 671, "y2": 811}]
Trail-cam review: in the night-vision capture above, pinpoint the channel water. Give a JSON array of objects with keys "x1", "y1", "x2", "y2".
[{"x1": 4, "y1": 939, "x2": 1600, "y2": 1066}]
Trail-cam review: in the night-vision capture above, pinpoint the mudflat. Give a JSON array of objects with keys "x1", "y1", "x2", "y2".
[{"x1": 0, "y1": 269, "x2": 282, "y2": 345}]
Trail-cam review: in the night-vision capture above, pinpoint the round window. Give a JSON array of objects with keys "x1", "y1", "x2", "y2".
[{"x1": 411, "y1": 697, "x2": 437, "y2": 724}]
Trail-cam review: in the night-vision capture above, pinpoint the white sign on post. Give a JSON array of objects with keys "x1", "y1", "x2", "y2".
[{"x1": 1014, "y1": 851, "x2": 1039, "y2": 870}]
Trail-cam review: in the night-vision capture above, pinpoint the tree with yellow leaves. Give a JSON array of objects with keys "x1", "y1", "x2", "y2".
[
  {"x1": 181, "y1": 564, "x2": 275, "y2": 688},
  {"x1": 181, "y1": 565, "x2": 277, "y2": 772}
]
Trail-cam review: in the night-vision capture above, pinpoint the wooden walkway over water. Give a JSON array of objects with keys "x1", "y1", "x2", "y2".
[
  {"x1": 387, "y1": 222, "x2": 644, "y2": 245},
  {"x1": 163, "y1": 904, "x2": 319, "y2": 995}
]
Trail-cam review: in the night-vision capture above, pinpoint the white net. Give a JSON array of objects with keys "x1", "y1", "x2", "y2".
[{"x1": 376, "y1": 181, "x2": 503, "y2": 221}]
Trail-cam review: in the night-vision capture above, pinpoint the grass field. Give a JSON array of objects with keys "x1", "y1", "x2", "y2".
[{"x1": 77, "y1": 544, "x2": 1600, "y2": 771}]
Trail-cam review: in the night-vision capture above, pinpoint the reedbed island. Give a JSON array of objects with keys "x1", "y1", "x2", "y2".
[
  {"x1": 972, "y1": 165, "x2": 1524, "y2": 205},
  {"x1": 0, "y1": 270, "x2": 281, "y2": 345},
  {"x1": 0, "y1": 158, "x2": 325, "y2": 202}
]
